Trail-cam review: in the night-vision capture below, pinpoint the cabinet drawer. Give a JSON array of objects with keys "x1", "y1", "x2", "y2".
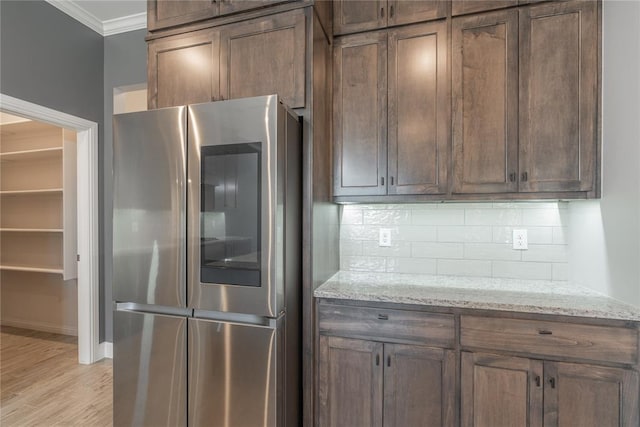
[
  {"x1": 319, "y1": 304, "x2": 455, "y2": 347},
  {"x1": 460, "y1": 315, "x2": 639, "y2": 365}
]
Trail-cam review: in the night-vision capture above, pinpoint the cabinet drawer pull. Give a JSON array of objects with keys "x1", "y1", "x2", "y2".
[
  {"x1": 377, "y1": 314, "x2": 389, "y2": 320},
  {"x1": 538, "y1": 330, "x2": 553, "y2": 335}
]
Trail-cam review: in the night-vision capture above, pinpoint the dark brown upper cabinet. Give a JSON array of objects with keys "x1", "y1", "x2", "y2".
[
  {"x1": 452, "y1": 0, "x2": 599, "y2": 196},
  {"x1": 219, "y1": 9, "x2": 306, "y2": 108},
  {"x1": 452, "y1": 9, "x2": 519, "y2": 194},
  {"x1": 148, "y1": 9, "x2": 306, "y2": 110},
  {"x1": 147, "y1": 0, "x2": 298, "y2": 32},
  {"x1": 519, "y1": 0, "x2": 598, "y2": 193},
  {"x1": 219, "y1": 0, "x2": 294, "y2": 16},
  {"x1": 334, "y1": 21, "x2": 449, "y2": 197},
  {"x1": 148, "y1": 29, "x2": 221, "y2": 109},
  {"x1": 452, "y1": 0, "x2": 518, "y2": 16},
  {"x1": 333, "y1": 0, "x2": 449, "y2": 36},
  {"x1": 148, "y1": 0, "x2": 219, "y2": 31}
]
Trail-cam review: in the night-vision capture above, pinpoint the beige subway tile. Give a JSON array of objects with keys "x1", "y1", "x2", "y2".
[
  {"x1": 464, "y1": 243, "x2": 522, "y2": 261},
  {"x1": 492, "y1": 261, "x2": 552, "y2": 280},
  {"x1": 362, "y1": 241, "x2": 411, "y2": 257},
  {"x1": 340, "y1": 256, "x2": 386, "y2": 272},
  {"x1": 412, "y1": 209, "x2": 465, "y2": 226},
  {"x1": 437, "y1": 259, "x2": 492, "y2": 277},
  {"x1": 412, "y1": 242, "x2": 464, "y2": 259},
  {"x1": 363, "y1": 209, "x2": 411, "y2": 225},
  {"x1": 465, "y1": 209, "x2": 523, "y2": 226},
  {"x1": 522, "y1": 245, "x2": 568, "y2": 262},
  {"x1": 386, "y1": 258, "x2": 437, "y2": 274},
  {"x1": 437, "y1": 226, "x2": 492, "y2": 243}
]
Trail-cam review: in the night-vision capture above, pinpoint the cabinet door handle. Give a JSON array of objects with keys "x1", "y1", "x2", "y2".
[
  {"x1": 509, "y1": 172, "x2": 516, "y2": 182},
  {"x1": 381, "y1": 177, "x2": 385, "y2": 186},
  {"x1": 521, "y1": 172, "x2": 528, "y2": 182},
  {"x1": 380, "y1": 6, "x2": 385, "y2": 18},
  {"x1": 376, "y1": 354, "x2": 380, "y2": 366},
  {"x1": 390, "y1": 5, "x2": 394, "y2": 17},
  {"x1": 535, "y1": 375, "x2": 541, "y2": 387},
  {"x1": 390, "y1": 176, "x2": 394, "y2": 185},
  {"x1": 377, "y1": 314, "x2": 389, "y2": 320},
  {"x1": 387, "y1": 355, "x2": 391, "y2": 367},
  {"x1": 549, "y1": 377, "x2": 556, "y2": 389}
]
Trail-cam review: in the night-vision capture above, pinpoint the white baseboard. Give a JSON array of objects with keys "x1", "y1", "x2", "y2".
[
  {"x1": 101, "y1": 341, "x2": 113, "y2": 359},
  {"x1": 0, "y1": 318, "x2": 78, "y2": 337}
]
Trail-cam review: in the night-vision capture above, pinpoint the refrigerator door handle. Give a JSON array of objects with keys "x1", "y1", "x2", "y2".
[{"x1": 115, "y1": 302, "x2": 192, "y2": 317}]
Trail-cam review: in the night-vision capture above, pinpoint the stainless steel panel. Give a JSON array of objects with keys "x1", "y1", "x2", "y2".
[
  {"x1": 188, "y1": 95, "x2": 296, "y2": 317},
  {"x1": 189, "y1": 316, "x2": 284, "y2": 427},
  {"x1": 113, "y1": 310, "x2": 187, "y2": 426},
  {"x1": 113, "y1": 107, "x2": 187, "y2": 307}
]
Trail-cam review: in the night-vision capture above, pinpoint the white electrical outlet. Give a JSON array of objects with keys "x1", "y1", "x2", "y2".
[
  {"x1": 513, "y1": 229, "x2": 528, "y2": 250},
  {"x1": 379, "y1": 228, "x2": 392, "y2": 247}
]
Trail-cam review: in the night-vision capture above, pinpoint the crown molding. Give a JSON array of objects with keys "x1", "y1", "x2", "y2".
[
  {"x1": 103, "y1": 12, "x2": 147, "y2": 36},
  {"x1": 45, "y1": 1, "x2": 146, "y2": 37}
]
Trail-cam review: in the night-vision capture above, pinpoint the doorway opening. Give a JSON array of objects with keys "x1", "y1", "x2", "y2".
[{"x1": 0, "y1": 94, "x2": 101, "y2": 364}]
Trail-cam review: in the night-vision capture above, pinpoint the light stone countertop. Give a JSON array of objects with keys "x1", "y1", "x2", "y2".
[{"x1": 314, "y1": 271, "x2": 640, "y2": 322}]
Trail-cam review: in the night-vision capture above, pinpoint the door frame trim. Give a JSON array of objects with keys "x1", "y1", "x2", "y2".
[{"x1": 0, "y1": 93, "x2": 101, "y2": 364}]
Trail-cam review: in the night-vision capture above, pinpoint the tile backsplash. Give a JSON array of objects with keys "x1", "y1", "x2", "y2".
[{"x1": 340, "y1": 202, "x2": 569, "y2": 281}]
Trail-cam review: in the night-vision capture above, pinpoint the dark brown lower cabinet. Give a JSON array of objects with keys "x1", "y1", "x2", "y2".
[
  {"x1": 461, "y1": 352, "x2": 543, "y2": 427},
  {"x1": 544, "y1": 361, "x2": 640, "y2": 427},
  {"x1": 319, "y1": 335, "x2": 455, "y2": 427},
  {"x1": 462, "y1": 352, "x2": 640, "y2": 427}
]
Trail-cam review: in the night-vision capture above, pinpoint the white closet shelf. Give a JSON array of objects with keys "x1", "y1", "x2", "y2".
[
  {"x1": 0, "y1": 147, "x2": 63, "y2": 162},
  {"x1": 0, "y1": 188, "x2": 63, "y2": 196},
  {"x1": 0, "y1": 264, "x2": 63, "y2": 274},
  {"x1": 0, "y1": 228, "x2": 63, "y2": 233}
]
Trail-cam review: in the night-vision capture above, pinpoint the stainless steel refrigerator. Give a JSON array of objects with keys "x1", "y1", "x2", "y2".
[{"x1": 112, "y1": 95, "x2": 301, "y2": 427}]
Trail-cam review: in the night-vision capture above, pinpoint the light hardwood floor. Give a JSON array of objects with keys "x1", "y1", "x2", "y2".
[{"x1": 0, "y1": 326, "x2": 112, "y2": 426}]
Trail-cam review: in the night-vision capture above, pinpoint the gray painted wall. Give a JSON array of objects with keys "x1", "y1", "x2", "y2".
[
  {"x1": 0, "y1": 1, "x2": 103, "y2": 126},
  {"x1": 1, "y1": 1, "x2": 147, "y2": 341},
  {"x1": 568, "y1": 0, "x2": 640, "y2": 308},
  {"x1": 103, "y1": 30, "x2": 148, "y2": 341}
]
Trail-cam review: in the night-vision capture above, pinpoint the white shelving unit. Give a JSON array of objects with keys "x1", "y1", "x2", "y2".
[{"x1": 0, "y1": 120, "x2": 77, "y2": 280}]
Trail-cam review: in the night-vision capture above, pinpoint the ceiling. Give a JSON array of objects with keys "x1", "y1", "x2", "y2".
[{"x1": 45, "y1": 0, "x2": 147, "y2": 36}]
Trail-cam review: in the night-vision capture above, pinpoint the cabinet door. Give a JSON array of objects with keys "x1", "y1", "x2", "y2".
[
  {"x1": 461, "y1": 352, "x2": 543, "y2": 427},
  {"x1": 148, "y1": 0, "x2": 219, "y2": 31},
  {"x1": 219, "y1": 9, "x2": 306, "y2": 108},
  {"x1": 148, "y1": 29, "x2": 220, "y2": 109},
  {"x1": 219, "y1": 0, "x2": 294, "y2": 16},
  {"x1": 388, "y1": 21, "x2": 448, "y2": 195},
  {"x1": 452, "y1": 10, "x2": 519, "y2": 194},
  {"x1": 388, "y1": 0, "x2": 449, "y2": 27},
  {"x1": 519, "y1": 1, "x2": 598, "y2": 193},
  {"x1": 543, "y1": 362, "x2": 640, "y2": 427},
  {"x1": 319, "y1": 336, "x2": 383, "y2": 427},
  {"x1": 333, "y1": 0, "x2": 386, "y2": 35},
  {"x1": 384, "y1": 345, "x2": 455, "y2": 427},
  {"x1": 333, "y1": 32, "x2": 388, "y2": 196},
  {"x1": 451, "y1": 0, "x2": 518, "y2": 16}
]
